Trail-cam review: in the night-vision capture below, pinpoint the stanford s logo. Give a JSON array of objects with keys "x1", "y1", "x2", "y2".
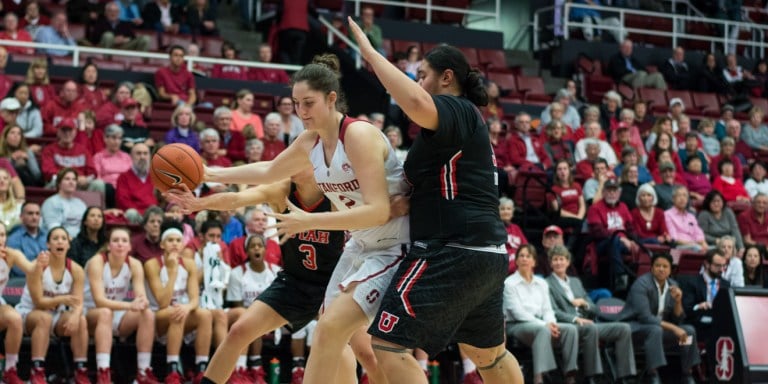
[
  {"x1": 377, "y1": 311, "x2": 400, "y2": 333},
  {"x1": 157, "y1": 169, "x2": 182, "y2": 185},
  {"x1": 366, "y1": 289, "x2": 380, "y2": 304},
  {"x1": 715, "y1": 337, "x2": 734, "y2": 381}
]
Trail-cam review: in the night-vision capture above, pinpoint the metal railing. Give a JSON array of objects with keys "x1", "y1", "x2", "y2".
[
  {"x1": 534, "y1": 2, "x2": 767, "y2": 58},
  {"x1": 0, "y1": 39, "x2": 304, "y2": 72},
  {"x1": 345, "y1": 0, "x2": 501, "y2": 27},
  {"x1": 317, "y1": 15, "x2": 363, "y2": 70}
]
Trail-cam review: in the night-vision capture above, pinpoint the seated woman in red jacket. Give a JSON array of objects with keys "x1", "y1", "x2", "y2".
[
  {"x1": 631, "y1": 183, "x2": 672, "y2": 245},
  {"x1": 712, "y1": 158, "x2": 751, "y2": 202},
  {"x1": 500, "y1": 197, "x2": 527, "y2": 275}
]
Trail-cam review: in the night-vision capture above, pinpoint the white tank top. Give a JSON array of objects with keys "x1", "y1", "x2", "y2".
[
  {"x1": 309, "y1": 119, "x2": 410, "y2": 247},
  {"x1": 226, "y1": 262, "x2": 280, "y2": 307},
  {"x1": 84, "y1": 254, "x2": 133, "y2": 309},
  {"x1": 17, "y1": 261, "x2": 74, "y2": 312},
  {"x1": 0, "y1": 258, "x2": 10, "y2": 305},
  {"x1": 147, "y1": 256, "x2": 190, "y2": 310}
]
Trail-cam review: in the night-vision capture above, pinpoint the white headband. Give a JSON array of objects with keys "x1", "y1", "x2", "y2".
[{"x1": 161, "y1": 228, "x2": 183, "y2": 242}]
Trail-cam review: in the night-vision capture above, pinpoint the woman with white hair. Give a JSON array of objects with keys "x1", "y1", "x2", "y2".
[
  {"x1": 716, "y1": 235, "x2": 744, "y2": 287},
  {"x1": 165, "y1": 104, "x2": 200, "y2": 152},
  {"x1": 600, "y1": 90, "x2": 622, "y2": 133},
  {"x1": 631, "y1": 183, "x2": 672, "y2": 244},
  {"x1": 261, "y1": 112, "x2": 286, "y2": 161},
  {"x1": 200, "y1": 128, "x2": 232, "y2": 168}
]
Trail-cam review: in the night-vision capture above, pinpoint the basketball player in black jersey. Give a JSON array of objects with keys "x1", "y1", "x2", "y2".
[{"x1": 349, "y1": 18, "x2": 523, "y2": 384}]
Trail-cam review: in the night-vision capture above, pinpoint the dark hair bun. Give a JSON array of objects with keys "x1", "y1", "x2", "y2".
[
  {"x1": 312, "y1": 54, "x2": 341, "y2": 77},
  {"x1": 465, "y1": 69, "x2": 488, "y2": 107}
]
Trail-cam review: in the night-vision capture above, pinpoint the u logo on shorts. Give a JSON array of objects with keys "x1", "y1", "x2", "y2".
[{"x1": 377, "y1": 311, "x2": 400, "y2": 333}]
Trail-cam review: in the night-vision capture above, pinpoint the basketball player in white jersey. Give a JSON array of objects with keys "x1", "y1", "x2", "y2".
[
  {"x1": 0, "y1": 221, "x2": 48, "y2": 384},
  {"x1": 16, "y1": 226, "x2": 90, "y2": 384},
  {"x1": 200, "y1": 54, "x2": 408, "y2": 384},
  {"x1": 84, "y1": 227, "x2": 159, "y2": 384},
  {"x1": 144, "y1": 227, "x2": 212, "y2": 384}
]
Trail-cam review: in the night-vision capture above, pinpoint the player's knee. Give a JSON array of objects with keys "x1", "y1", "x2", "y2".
[
  {"x1": 6, "y1": 310, "x2": 22, "y2": 332},
  {"x1": 35, "y1": 311, "x2": 52, "y2": 328},
  {"x1": 196, "y1": 308, "x2": 213, "y2": 327},
  {"x1": 213, "y1": 309, "x2": 227, "y2": 324},
  {"x1": 97, "y1": 308, "x2": 113, "y2": 324},
  {"x1": 142, "y1": 308, "x2": 155, "y2": 322}
]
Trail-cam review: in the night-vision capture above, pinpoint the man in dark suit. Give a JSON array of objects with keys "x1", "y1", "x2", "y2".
[
  {"x1": 545, "y1": 245, "x2": 636, "y2": 384},
  {"x1": 88, "y1": 2, "x2": 149, "y2": 51},
  {"x1": 607, "y1": 39, "x2": 667, "y2": 89},
  {"x1": 618, "y1": 253, "x2": 699, "y2": 384},
  {"x1": 680, "y1": 249, "x2": 730, "y2": 345},
  {"x1": 660, "y1": 46, "x2": 693, "y2": 90}
]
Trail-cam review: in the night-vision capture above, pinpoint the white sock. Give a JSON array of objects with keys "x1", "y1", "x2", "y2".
[
  {"x1": 96, "y1": 353, "x2": 110, "y2": 369},
  {"x1": 463, "y1": 358, "x2": 476, "y2": 374},
  {"x1": 167, "y1": 355, "x2": 180, "y2": 364},
  {"x1": 236, "y1": 356, "x2": 247, "y2": 369},
  {"x1": 195, "y1": 355, "x2": 209, "y2": 365},
  {"x1": 137, "y1": 352, "x2": 151, "y2": 372},
  {"x1": 417, "y1": 359, "x2": 428, "y2": 371},
  {"x1": 4, "y1": 354, "x2": 17, "y2": 371}
]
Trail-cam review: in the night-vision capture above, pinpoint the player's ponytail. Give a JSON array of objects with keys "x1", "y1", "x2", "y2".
[
  {"x1": 423, "y1": 45, "x2": 487, "y2": 106},
  {"x1": 464, "y1": 69, "x2": 488, "y2": 107}
]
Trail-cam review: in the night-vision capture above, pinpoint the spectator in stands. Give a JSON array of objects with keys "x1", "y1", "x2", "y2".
[
  {"x1": 678, "y1": 132, "x2": 709, "y2": 173},
  {"x1": 648, "y1": 133, "x2": 683, "y2": 176},
  {"x1": 712, "y1": 137, "x2": 745, "y2": 184},
  {"x1": 645, "y1": 117, "x2": 675, "y2": 156},
  {"x1": 614, "y1": 146, "x2": 652, "y2": 185},
  {"x1": 576, "y1": 106, "x2": 603, "y2": 143},
  {"x1": 723, "y1": 54, "x2": 757, "y2": 96},
  {"x1": 210, "y1": 41, "x2": 248, "y2": 80},
  {"x1": 753, "y1": 59, "x2": 768, "y2": 97},
  {"x1": 115, "y1": 0, "x2": 143, "y2": 25},
  {"x1": 665, "y1": 185, "x2": 708, "y2": 251},
  {"x1": 24, "y1": 58, "x2": 55, "y2": 108},
  {"x1": 66, "y1": 0, "x2": 104, "y2": 24},
  {"x1": 633, "y1": 100, "x2": 654, "y2": 140},
  {"x1": 715, "y1": 105, "x2": 734, "y2": 140},
  {"x1": 276, "y1": 0, "x2": 309, "y2": 65},
  {"x1": 718, "y1": 235, "x2": 744, "y2": 286},
  {"x1": 741, "y1": 106, "x2": 768, "y2": 152},
  {"x1": 155, "y1": 45, "x2": 196, "y2": 106},
  {"x1": 260, "y1": 113, "x2": 286, "y2": 162},
  {"x1": 129, "y1": 206, "x2": 162, "y2": 263},
  {"x1": 0, "y1": 125, "x2": 42, "y2": 186},
  {"x1": 0, "y1": 167, "x2": 21, "y2": 230},
  {"x1": 574, "y1": 123, "x2": 618, "y2": 167},
  {"x1": 542, "y1": 121, "x2": 574, "y2": 166},
  {"x1": 743, "y1": 245, "x2": 766, "y2": 287},
  {"x1": 745, "y1": 161, "x2": 768, "y2": 197},
  {"x1": 617, "y1": 252, "x2": 700, "y2": 384},
  {"x1": 0, "y1": 48, "x2": 10, "y2": 98},
  {"x1": 198, "y1": 129, "x2": 232, "y2": 173},
  {"x1": 679, "y1": 249, "x2": 729, "y2": 348},
  {"x1": 598, "y1": 91, "x2": 621, "y2": 135},
  {"x1": 0, "y1": 98, "x2": 20, "y2": 134},
  {"x1": 228, "y1": 207, "x2": 281, "y2": 266},
  {"x1": 574, "y1": 139, "x2": 600, "y2": 180},
  {"x1": 165, "y1": 104, "x2": 200, "y2": 152},
  {"x1": 727, "y1": 119, "x2": 754, "y2": 166},
  {"x1": 88, "y1": 1, "x2": 150, "y2": 51},
  {"x1": 248, "y1": 44, "x2": 290, "y2": 84},
  {"x1": 34, "y1": 12, "x2": 77, "y2": 57},
  {"x1": 41, "y1": 168, "x2": 87, "y2": 238},
  {"x1": 95, "y1": 82, "x2": 144, "y2": 129},
  {"x1": 697, "y1": 53, "x2": 730, "y2": 94},
  {"x1": 550, "y1": 159, "x2": 585, "y2": 235},
  {"x1": 504, "y1": 244, "x2": 579, "y2": 384},
  {"x1": 7, "y1": 201, "x2": 46, "y2": 276},
  {"x1": 187, "y1": 0, "x2": 218, "y2": 36},
  {"x1": 698, "y1": 119, "x2": 720, "y2": 157},
  {"x1": 116, "y1": 143, "x2": 156, "y2": 225},
  {"x1": 507, "y1": 112, "x2": 550, "y2": 170},
  {"x1": 350, "y1": 6, "x2": 384, "y2": 55},
  {"x1": 713, "y1": 158, "x2": 751, "y2": 202},
  {"x1": 230, "y1": 89, "x2": 264, "y2": 136},
  {"x1": 660, "y1": 47, "x2": 692, "y2": 90},
  {"x1": 698, "y1": 189, "x2": 744, "y2": 249},
  {"x1": 276, "y1": 96, "x2": 303, "y2": 145},
  {"x1": 404, "y1": 45, "x2": 422, "y2": 78},
  {"x1": 570, "y1": 0, "x2": 625, "y2": 43},
  {"x1": 42, "y1": 80, "x2": 85, "y2": 136},
  {"x1": 212, "y1": 107, "x2": 245, "y2": 163},
  {"x1": 67, "y1": 206, "x2": 105, "y2": 266},
  {"x1": 618, "y1": 164, "x2": 641, "y2": 210},
  {"x1": 119, "y1": 98, "x2": 153, "y2": 152},
  {"x1": 384, "y1": 126, "x2": 409, "y2": 165},
  {"x1": 546, "y1": 245, "x2": 637, "y2": 382},
  {"x1": 500, "y1": 197, "x2": 526, "y2": 275},
  {"x1": 540, "y1": 90, "x2": 581, "y2": 130},
  {"x1": 0, "y1": 13, "x2": 33, "y2": 55},
  {"x1": 41, "y1": 119, "x2": 105, "y2": 195},
  {"x1": 19, "y1": 1, "x2": 49, "y2": 38},
  {"x1": 608, "y1": 39, "x2": 667, "y2": 89},
  {"x1": 583, "y1": 158, "x2": 613, "y2": 204},
  {"x1": 481, "y1": 80, "x2": 504, "y2": 121},
  {"x1": 77, "y1": 63, "x2": 107, "y2": 112},
  {"x1": 244, "y1": 138, "x2": 263, "y2": 164},
  {"x1": 739, "y1": 193, "x2": 768, "y2": 246},
  {"x1": 74, "y1": 110, "x2": 104, "y2": 157},
  {"x1": 143, "y1": 0, "x2": 185, "y2": 34},
  {"x1": 93, "y1": 124, "x2": 131, "y2": 208},
  {"x1": 631, "y1": 183, "x2": 671, "y2": 244},
  {"x1": 682, "y1": 156, "x2": 711, "y2": 203}
]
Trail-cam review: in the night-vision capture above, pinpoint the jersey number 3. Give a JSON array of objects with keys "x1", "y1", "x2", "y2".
[{"x1": 299, "y1": 244, "x2": 318, "y2": 270}]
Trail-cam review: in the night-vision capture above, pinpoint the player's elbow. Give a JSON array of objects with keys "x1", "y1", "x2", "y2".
[{"x1": 369, "y1": 206, "x2": 390, "y2": 227}]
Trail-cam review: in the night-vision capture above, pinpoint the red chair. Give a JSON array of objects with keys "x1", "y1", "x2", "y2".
[
  {"x1": 421, "y1": 42, "x2": 439, "y2": 55},
  {"x1": 129, "y1": 64, "x2": 163, "y2": 73},
  {"x1": 666, "y1": 90, "x2": 694, "y2": 112},
  {"x1": 391, "y1": 40, "x2": 421, "y2": 56},
  {"x1": 637, "y1": 87, "x2": 667, "y2": 113},
  {"x1": 162, "y1": 34, "x2": 195, "y2": 50},
  {"x1": 456, "y1": 46, "x2": 479, "y2": 69},
  {"x1": 10, "y1": 53, "x2": 39, "y2": 63},
  {"x1": 51, "y1": 57, "x2": 74, "y2": 67},
  {"x1": 135, "y1": 30, "x2": 159, "y2": 51},
  {"x1": 617, "y1": 83, "x2": 634, "y2": 105},
  {"x1": 516, "y1": 76, "x2": 550, "y2": 105},
  {"x1": 437, "y1": 0, "x2": 469, "y2": 24},
  {"x1": 202, "y1": 37, "x2": 223, "y2": 58},
  {"x1": 750, "y1": 97, "x2": 768, "y2": 114},
  {"x1": 674, "y1": 249, "x2": 706, "y2": 275},
  {"x1": 147, "y1": 57, "x2": 169, "y2": 66},
  {"x1": 692, "y1": 92, "x2": 721, "y2": 116},
  {"x1": 69, "y1": 24, "x2": 86, "y2": 41},
  {"x1": 91, "y1": 59, "x2": 126, "y2": 71},
  {"x1": 487, "y1": 72, "x2": 519, "y2": 98},
  {"x1": 479, "y1": 49, "x2": 508, "y2": 73}
]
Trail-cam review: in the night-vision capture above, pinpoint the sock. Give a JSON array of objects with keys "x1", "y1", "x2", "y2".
[
  {"x1": 137, "y1": 352, "x2": 151, "y2": 372},
  {"x1": 236, "y1": 355, "x2": 247, "y2": 369},
  {"x1": 248, "y1": 355, "x2": 262, "y2": 368},
  {"x1": 5, "y1": 354, "x2": 17, "y2": 371},
  {"x1": 417, "y1": 359, "x2": 428, "y2": 371},
  {"x1": 292, "y1": 356, "x2": 305, "y2": 369},
  {"x1": 31, "y1": 359, "x2": 44, "y2": 369},
  {"x1": 75, "y1": 359, "x2": 87, "y2": 370},
  {"x1": 96, "y1": 353, "x2": 110, "y2": 369},
  {"x1": 196, "y1": 356, "x2": 209, "y2": 372},
  {"x1": 463, "y1": 358, "x2": 476, "y2": 374},
  {"x1": 167, "y1": 355, "x2": 180, "y2": 374}
]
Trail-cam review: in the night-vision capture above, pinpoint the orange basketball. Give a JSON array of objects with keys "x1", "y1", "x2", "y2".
[{"x1": 150, "y1": 143, "x2": 204, "y2": 193}]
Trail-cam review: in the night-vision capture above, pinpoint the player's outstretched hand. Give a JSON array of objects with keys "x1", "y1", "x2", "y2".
[
  {"x1": 266, "y1": 198, "x2": 312, "y2": 244},
  {"x1": 348, "y1": 17, "x2": 377, "y2": 60},
  {"x1": 163, "y1": 184, "x2": 199, "y2": 214}
]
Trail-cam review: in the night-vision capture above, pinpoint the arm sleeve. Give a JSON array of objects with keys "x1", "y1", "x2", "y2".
[
  {"x1": 26, "y1": 149, "x2": 41, "y2": 181},
  {"x1": 664, "y1": 211, "x2": 681, "y2": 240},
  {"x1": 40, "y1": 198, "x2": 61, "y2": 232},
  {"x1": 28, "y1": 110, "x2": 43, "y2": 137},
  {"x1": 697, "y1": 212, "x2": 716, "y2": 244},
  {"x1": 629, "y1": 280, "x2": 662, "y2": 325}
]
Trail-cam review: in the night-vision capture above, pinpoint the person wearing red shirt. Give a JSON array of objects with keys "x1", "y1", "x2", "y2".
[
  {"x1": 154, "y1": 45, "x2": 196, "y2": 105},
  {"x1": 40, "y1": 118, "x2": 104, "y2": 194},
  {"x1": 18, "y1": 1, "x2": 49, "y2": 36},
  {"x1": 212, "y1": 107, "x2": 245, "y2": 162},
  {"x1": 131, "y1": 206, "x2": 163, "y2": 263},
  {"x1": 249, "y1": 44, "x2": 290, "y2": 84},
  {"x1": 95, "y1": 82, "x2": 146, "y2": 129},
  {"x1": 549, "y1": 160, "x2": 585, "y2": 242},
  {"x1": 0, "y1": 13, "x2": 34, "y2": 55},
  {"x1": 211, "y1": 41, "x2": 249, "y2": 81},
  {"x1": 261, "y1": 113, "x2": 286, "y2": 162},
  {"x1": 200, "y1": 128, "x2": 232, "y2": 168},
  {"x1": 725, "y1": 119, "x2": 755, "y2": 165},
  {"x1": 277, "y1": 0, "x2": 309, "y2": 65},
  {"x1": 78, "y1": 63, "x2": 108, "y2": 111},
  {"x1": 631, "y1": 183, "x2": 671, "y2": 244},
  {"x1": 116, "y1": 143, "x2": 157, "y2": 224},
  {"x1": 507, "y1": 112, "x2": 551, "y2": 170},
  {"x1": 500, "y1": 197, "x2": 527, "y2": 275},
  {"x1": 710, "y1": 137, "x2": 744, "y2": 182},
  {"x1": 739, "y1": 193, "x2": 768, "y2": 246},
  {"x1": 712, "y1": 158, "x2": 751, "y2": 203},
  {"x1": 41, "y1": 80, "x2": 86, "y2": 136},
  {"x1": 586, "y1": 178, "x2": 638, "y2": 289},
  {"x1": 228, "y1": 208, "x2": 281, "y2": 266},
  {"x1": 73, "y1": 110, "x2": 104, "y2": 156}
]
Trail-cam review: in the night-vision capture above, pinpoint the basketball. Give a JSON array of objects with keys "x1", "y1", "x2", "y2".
[{"x1": 151, "y1": 143, "x2": 204, "y2": 193}]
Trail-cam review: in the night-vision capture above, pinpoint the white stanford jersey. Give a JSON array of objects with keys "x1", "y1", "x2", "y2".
[
  {"x1": 309, "y1": 116, "x2": 410, "y2": 246},
  {"x1": 17, "y1": 260, "x2": 75, "y2": 313},
  {"x1": 226, "y1": 262, "x2": 280, "y2": 307},
  {"x1": 147, "y1": 257, "x2": 190, "y2": 310},
  {"x1": 84, "y1": 254, "x2": 132, "y2": 309},
  {"x1": 0, "y1": 258, "x2": 10, "y2": 305}
]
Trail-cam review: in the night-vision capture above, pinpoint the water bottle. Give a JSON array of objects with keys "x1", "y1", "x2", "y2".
[
  {"x1": 428, "y1": 360, "x2": 440, "y2": 384},
  {"x1": 268, "y1": 358, "x2": 280, "y2": 384}
]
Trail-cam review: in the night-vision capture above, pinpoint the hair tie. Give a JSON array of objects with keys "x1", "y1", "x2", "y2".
[{"x1": 161, "y1": 228, "x2": 183, "y2": 242}]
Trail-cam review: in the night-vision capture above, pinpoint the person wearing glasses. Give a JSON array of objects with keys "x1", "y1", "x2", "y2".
[{"x1": 679, "y1": 249, "x2": 730, "y2": 346}]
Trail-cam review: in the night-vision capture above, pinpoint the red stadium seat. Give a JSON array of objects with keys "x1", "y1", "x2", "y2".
[
  {"x1": 391, "y1": 40, "x2": 421, "y2": 56},
  {"x1": 617, "y1": 83, "x2": 634, "y2": 105},
  {"x1": 487, "y1": 72, "x2": 518, "y2": 98},
  {"x1": 478, "y1": 49, "x2": 508, "y2": 73},
  {"x1": 421, "y1": 42, "x2": 439, "y2": 55},
  {"x1": 147, "y1": 57, "x2": 170, "y2": 66},
  {"x1": 637, "y1": 87, "x2": 667, "y2": 112},
  {"x1": 666, "y1": 90, "x2": 693, "y2": 112},
  {"x1": 135, "y1": 30, "x2": 159, "y2": 51},
  {"x1": 750, "y1": 97, "x2": 768, "y2": 114},
  {"x1": 691, "y1": 92, "x2": 721, "y2": 116},
  {"x1": 51, "y1": 57, "x2": 73, "y2": 67},
  {"x1": 10, "y1": 53, "x2": 38, "y2": 63},
  {"x1": 675, "y1": 249, "x2": 707, "y2": 275},
  {"x1": 202, "y1": 37, "x2": 224, "y2": 58},
  {"x1": 456, "y1": 46, "x2": 479, "y2": 69},
  {"x1": 129, "y1": 64, "x2": 163, "y2": 73},
  {"x1": 91, "y1": 59, "x2": 126, "y2": 71},
  {"x1": 163, "y1": 34, "x2": 196, "y2": 50},
  {"x1": 69, "y1": 24, "x2": 86, "y2": 41},
  {"x1": 516, "y1": 76, "x2": 550, "y2": 104},
  {"x1": 437, "y1": 0, "x2": 469, "y2": 24}
]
